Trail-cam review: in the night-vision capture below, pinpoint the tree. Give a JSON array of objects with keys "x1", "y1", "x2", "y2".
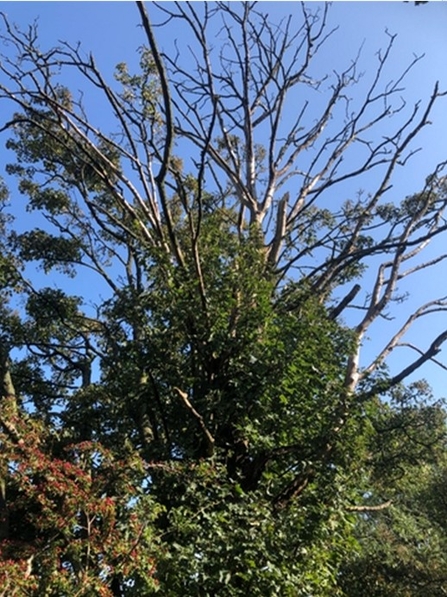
[
  {"x1": 0, "y1": 2, "x2": 446, "y2": 594},
  {"x1": 338, "y1": 385, "x2": 447, "y2": 596}
]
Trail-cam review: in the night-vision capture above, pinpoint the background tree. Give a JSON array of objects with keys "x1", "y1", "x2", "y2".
[
  {"x1": 338, "y1": 385, "x2": 447, "y2": 596},
  {"x1": 0, "y1": 2, "x2": 446, "y2": 594}
]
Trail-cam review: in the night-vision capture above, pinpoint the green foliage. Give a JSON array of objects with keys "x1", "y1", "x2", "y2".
[
  {"x1": 0, "y1": 203, "x2": 373, "y2": 594},
  {"x1": 338, "y1": 446, "x2": 447, "y2": 596},
  {"x1": 12, "y1": 229, "x2": 81, "y2": 275},
  {"x1": 2, "y1": 157, "x2": 446, "y2": 595},
  {"x1": 115, "y1": 47, "x2": 161, "y2": 124}
]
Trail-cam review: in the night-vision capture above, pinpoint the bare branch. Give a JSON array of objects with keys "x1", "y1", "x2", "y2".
[
  {"x1": 346, "y1": 500, "x2": 392, "y2": 512},
  {"x1": 174, "y1": 387, "x2": 215, "y2": 457}
]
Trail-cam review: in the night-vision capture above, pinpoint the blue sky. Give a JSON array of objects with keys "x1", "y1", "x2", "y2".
[{"x1": 0, "y1": 1, "x2": 446, "y2": 397}]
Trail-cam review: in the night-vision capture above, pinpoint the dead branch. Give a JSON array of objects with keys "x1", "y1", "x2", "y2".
[
  {"x1": 174, "y1": 387, "x2": 215, "y2": 457},
  {"x1": 346, "y1": 500, "x2": 392, "y2": 512}
]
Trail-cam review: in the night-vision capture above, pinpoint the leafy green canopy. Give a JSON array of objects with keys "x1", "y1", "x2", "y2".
[
  {"x1": 2, "y1": 185, "x2": 445, "y2": 594},
  {"x1": 0, "y1": 201, "x2": 363, "y2": 594}
]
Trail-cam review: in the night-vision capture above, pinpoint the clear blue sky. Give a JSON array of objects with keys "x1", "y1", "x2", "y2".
[{"x1": 0, "y1": 1, "x2": 446, "y2": 397}]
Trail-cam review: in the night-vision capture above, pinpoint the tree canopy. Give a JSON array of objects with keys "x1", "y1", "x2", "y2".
[{"x1": 0, "y1": 2, "x2": 446, "y2": 595}]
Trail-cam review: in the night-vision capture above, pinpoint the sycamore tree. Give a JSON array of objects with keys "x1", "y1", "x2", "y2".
[{"x1": 0, "y1": 2, "x2": 446, "y2": 595}]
